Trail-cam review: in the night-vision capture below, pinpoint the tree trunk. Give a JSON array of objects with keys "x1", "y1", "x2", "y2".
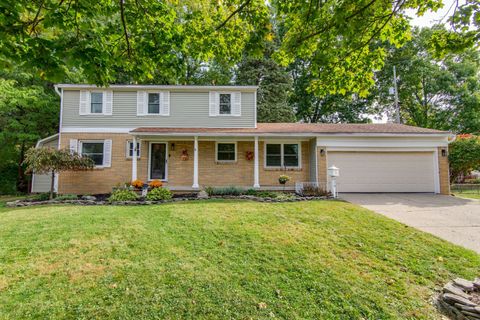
[{"x1": 50, "y1": 170, "x2": 55, "y2": 200}]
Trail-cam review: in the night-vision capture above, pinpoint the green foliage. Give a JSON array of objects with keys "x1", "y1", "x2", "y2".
[
  {"x1": 30, "y1": 193, "x2": 52, "y2": 201},
  {"x1": 299, "y1": 185, "x2": 329, "y2": 197},
  {"x1": 23, "y1": 147, "x2": 94, "y2": 199},
  {"x1": 449, "y1": 135, "x2": 480, "y2": 182},
  {"x1": 0, "y1": 163, "x2": 17, "y2": 195},
  {"x1": 108, "y1": 189, "x2": 139, "y2": 202},
  {"x1": 245, "y1": 188, "x2": 258, "y2": 196},
  {"x1": 278, "y1": 175, "x2": 290, "y2": 184},
  {"x1": 145, "y1": 188, "x2": 173, "y2": 201},
  {"x1": 236, "y1": 43, "x2": 295, "y2": 122},
  {"x1": 204, "y1": 186, "x2": 244, "y2": 196},
  {"x1": 55, "y1": 194, "x2": 78, "y2": 201},
  {"x1": 373, "y1": 27, "x2": 480, "y2": 132}
]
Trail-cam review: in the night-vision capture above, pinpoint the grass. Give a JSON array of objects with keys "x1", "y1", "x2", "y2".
[
  {"x1": 0, "y1": 200, "x2": 479, "y2": 319},
  {"x1": 454, "y1": 190, "x2": 480, "y2": 200}
]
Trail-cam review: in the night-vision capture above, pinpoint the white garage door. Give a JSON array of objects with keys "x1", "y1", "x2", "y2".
[{"x1": 328, "y1": 151, "x2": 436, "y2": 193}]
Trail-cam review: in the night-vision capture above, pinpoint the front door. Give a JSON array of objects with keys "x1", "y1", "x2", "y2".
[{"x1": 149, "y1": 143, "x2": 167, "y2": 180}]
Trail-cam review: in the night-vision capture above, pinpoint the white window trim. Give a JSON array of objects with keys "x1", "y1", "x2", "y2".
[
  {"x1": 217, "y1": 92, "x2": 233, "y2": 116},
  {"x1": 141, "y1": 91, "x2": 170, "y2": 116},
  {"x1": 80, "y1": 90, "x2": 113, "y2": 116},
  {"x1": 126, "y1": 140, "x2": 141, "y2": 159},
  {"x1": 79, "y1": 140, "x2": 106, "y2": 168},
  {"x1": 147, "y1": 141, "x2": 169, "y2": 181},
  {"x1": 264, "y1": 142, "x2": 302, "y2": 169},
  {"x1": 215, "y1": 141, "x2": 237, "y2": 163},
  {"x1": 209, "y1": 91, "x2": 241, "y2": 117}
]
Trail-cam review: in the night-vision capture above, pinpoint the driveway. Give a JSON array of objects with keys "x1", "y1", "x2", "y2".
[{"x1": 341, "y1": 193, "x2": 480, "y2": 253}]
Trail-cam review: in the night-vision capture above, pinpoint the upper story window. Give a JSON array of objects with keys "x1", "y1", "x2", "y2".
[
  {"x1": 216, "y1": 142, "x2": 236, "y2": 162},
  {"x1": 265, "y1": 143, "x2": 300, "y2": 168},
  {"x1": 209, "y1": 91, "x2": 241, "y2": 116},
  {"x1": 148, "y1": 93, "x2": 160, "y2": 114},
  {"x1": 90, "y1": 92, "x2": 104, "y2": 113},
  {"x1": 219, "y1": 94, "x2": 231, "y2": 115},
  {"x1": 79, "y1": 90, "x2": 113, "y2": 116},
  {"x1": 137, "y1": 91, "x2": 170, "y2": 116}
]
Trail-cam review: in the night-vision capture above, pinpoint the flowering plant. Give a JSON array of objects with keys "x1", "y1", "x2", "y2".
[
  {"x1": 131, "y1": 179, "x2": 144, "y2": 189},
  {"x1": 245, "y1": 151, "x2": 254, "y2": 161},
  {"x1": 278, "y1": 175, "x2": 290, "y2": 185},
  {"x1": 149, "y1": 179, "x2": 163, "y2": 189}
]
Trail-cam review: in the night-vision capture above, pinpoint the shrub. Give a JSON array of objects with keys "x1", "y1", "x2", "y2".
[
  {"x1": 256, "y1": 191, "x2": 279, "y2": 198},
  {"x1": 299, "y1": 185, "x2": 328, "y2": 197},
  {"x1": 30, "y1": 192, "x2": 51, "y2": 201},
  {"x1": 131, "y1": 179, "x2": 144, "y2": 189},
  {"x1": 204, "y1": 186, "x2": 244, "y2": 196},
  {"x1": 146, "y1": 187, "x2": 172, "y2": 201},
  {"x1": 108, "y1": 189, "x2": 138, "y2": 202},
  {"x1": 149, "y1": 179, "x2": 163, "y2": 189},
  {"x1": 245, "y1": 188, "x2": 258, "y2": 196},
  {"x1": 55, "y1": 194, "x2": 78, "y2": 201}
]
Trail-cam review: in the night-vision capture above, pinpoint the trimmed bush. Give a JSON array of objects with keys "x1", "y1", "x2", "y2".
[
  {"x1": 108, "y1": 189, "x2": 138, "y2": 202},
  {"x1": 204, "y1": 186, "x2": 244, "y2": 196},
  {"x1": 299, "y1": 185, "x2": 328, "y2": 197},
  {"x1": 245, "y1": 188, "x2": 258, "y2": 196},
  {"x1": 55, "y1": 194, "x2": 78, "y2": 201},
  {"x1": 146, "y1": 187, "x2": 172, "y2": 201},
  {"x1": 31, "y1": 193, "x2": 52, "y2": 201}
]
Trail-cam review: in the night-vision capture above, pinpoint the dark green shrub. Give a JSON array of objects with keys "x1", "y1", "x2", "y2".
[
  {"x1": 245, "y1": 188, "x2": 258, "y2": 196},
  {"x1": 256, "y1": 191, "x2": 279, "y2": 198},
  {"x1": 146, "y1": 188, "x2": 172, "y2": 201},
  {"x1": 55, "y1": 194, "x2": 78, "y2": 201},
  {"x1": 31, "y1": 192, "x2": 52, "y2": 201},
  {"x1": 205, "y1": 186, "x2": 244, "y2": 196},
  {"x1": 108, "y1": 189, "x2": 138, "y2": 202}
]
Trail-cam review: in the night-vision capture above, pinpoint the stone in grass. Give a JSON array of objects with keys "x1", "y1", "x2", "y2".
[
  {"x1": 445, "y1": 282, "x2": 472, "y2": 299},
  {"x1": 443, "y1": 293, "x2": 477, "y2": 307},
  {"x1": 474, "y1": 278, "x2": 480, "y2": 288},
  {"x1": 454, "y1": 278, "x2": 476, "y2": 292},
  {"x1": 81, "y1": 195, "x2": 97, "y2": 201},
  {"x1": 462, "y1": 310, "x2": 480, "y2": 320},
  {"x1": 455, "y1": 304, "x2": 480, "y2": 312},
  {"x1": 197, "y1": 190, "x2": 209, "y2": 199}
]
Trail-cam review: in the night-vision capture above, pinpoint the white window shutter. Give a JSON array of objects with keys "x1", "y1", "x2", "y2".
[
  {"x1": 79, "y1": 91, "x2": 89, "y2": 115},
  {"x1": 209, "y1": 91, "x2": 217, "y2": 116},
  {"x1": 137, "y1": 91, "x2": 147, "y2": 116},
  {"x1": 104, "y1": 90, "x2": 113, "y2": 115},
  {"x1": 232, "y1": 92, "x2": 241, "y2": 116},
  {"x1": 125, "y1": 141, "x2": 131, "y2": 158},
  {"x1": 160, "y1": 91, "x2": 170, "y2": 116},
  {"x1": 69, "y1": 139, "x2": 78, "y2": 154},
  {"x1": 103, "y1": 139, "x2": 112, "y2": 167}
]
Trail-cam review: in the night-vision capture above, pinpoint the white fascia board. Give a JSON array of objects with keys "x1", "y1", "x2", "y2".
[
  {"x1": 62, "y1": 127, "x2": 134, "y2": 133},
  {"x1": 35, "y1": 133, "x2": 60, "y2": 148},
  {"x1": 317, "y1": 135, "x2": 450, "y2": 148},
  {"x1": 56, "y1": 84, "x2": 258, "y2": 92}
]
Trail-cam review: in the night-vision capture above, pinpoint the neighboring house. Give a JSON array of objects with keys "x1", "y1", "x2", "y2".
[{"x1": 32, "y1": 84, "x2": 453, "y2": 195}]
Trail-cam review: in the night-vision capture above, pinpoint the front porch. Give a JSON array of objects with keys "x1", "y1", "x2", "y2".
[{"x1": 129, "y1": 133, "x2": 317, "y2": 191}]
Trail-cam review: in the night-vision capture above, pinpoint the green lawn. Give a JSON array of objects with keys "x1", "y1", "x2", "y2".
[
  {"x1": 0, "y1": 201, "x2": 479, "y2": 319},
  {"x1": 454, "y1": 190, "x2": 480, "y2": 200}
]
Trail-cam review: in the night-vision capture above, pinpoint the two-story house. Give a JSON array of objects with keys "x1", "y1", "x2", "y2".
[{"x1": 32, "y1": 84, "x2": 453, "y2": 195}]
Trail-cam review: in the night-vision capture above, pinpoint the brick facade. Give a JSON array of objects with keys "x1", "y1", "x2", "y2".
[
  {"x1": 438, "y1": 147, "x2": 450, "y2": 195},
  {"x1": 58, "y1": 133, "x2": 312, "y2": 194}
]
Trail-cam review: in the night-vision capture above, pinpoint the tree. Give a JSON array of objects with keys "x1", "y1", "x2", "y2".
[
  {"x1": 372, "y1": 27, "x2": 480, "y2": 133},
  {"x1": 0, "y1": 74, "x2": 59, "y2": 192},
  {"x1": 290, "y1": 59, "x2": 374, "y2": 123},
  {"x1": 24, "y1": 147, "x2": 95, "y2": 199},
  {"x1": 448, "y1": 135, "x2": 480, "y2": 182},
  {"x1": 235, "y1": 43, "x2": 295, "y2": 122}
]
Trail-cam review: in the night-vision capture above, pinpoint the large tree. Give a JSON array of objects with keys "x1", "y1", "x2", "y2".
[{"x1": 373, "y1": 27, "x2": 480, "y2": 133}]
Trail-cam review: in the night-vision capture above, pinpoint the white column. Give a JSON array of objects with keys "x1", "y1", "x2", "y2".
[
  {"x1": 254, "y1": 136, "x2": 260, "y2": 188},
  {"x1": 192, "y1": 136, "x2": 199, "y2": 189},
  {"x1": 132, "y1": 136, "x2": 137, "y2": 181}
]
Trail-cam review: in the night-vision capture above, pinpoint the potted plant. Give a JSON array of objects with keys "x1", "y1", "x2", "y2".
[{"x1": 278, "y1": 174, "x2": 290, "y2": 191}]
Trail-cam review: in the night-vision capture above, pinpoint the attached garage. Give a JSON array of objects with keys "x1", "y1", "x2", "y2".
[{"x1": 327, "y1": 151, "x2": 438, "y2": 193}]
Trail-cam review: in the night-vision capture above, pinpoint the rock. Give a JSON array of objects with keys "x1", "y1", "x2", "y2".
[
  {"x1": 455, "y1": 304, "x2": 480, "y2": 312},
  {"x1": 443, "y1": 293, "x2": 477, "y2": 306},
  {"x1": 473, "y1": 278, "x2": 480, "y2": 288},
  {"x1": 445, "y1": 282, "x2": 472, "y2": 299},
  {"x1": 197, "y1": 190, "x2": 209, "y2": 199},
  {"x1": 81, "y1": 195, "x2": 96, "y2": 201},
  {"x1": 462, "y1": 311, "x2": 480, "y2": 319},
  {"x1": 454, "y1": 278, "x2": 475, "y2": 292}
]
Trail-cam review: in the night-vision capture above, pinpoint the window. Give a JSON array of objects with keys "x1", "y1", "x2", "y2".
[
  {"x1": 148, "y1": 93, "x2": 160, "y2": 114},
  {"x1": 82, "y1": 142, "x2": 104, "y2": 166},
  {"x1": 127, "y1": 141, "x2": 140, "y2": 158},
  {"x1": 265, "y1": 143, "x2": 300, "y2": 168},
  {"x1": 216, "y1": 143, "x2": 236, "y2": 161},
  {"x1": 219, "y1": 93, "x2": 231, "y2": 114},
  {"x1": 90, "y1": 92, "x2": 103, "y2": 114}
]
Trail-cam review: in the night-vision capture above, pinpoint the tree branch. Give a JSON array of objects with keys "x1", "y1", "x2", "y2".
[
  {"x1": 119, "y1": 0, "x2": 132, "y2": 58},
  {"x1": 216, "y1": 0, "x2": 252, "y2": 30}
]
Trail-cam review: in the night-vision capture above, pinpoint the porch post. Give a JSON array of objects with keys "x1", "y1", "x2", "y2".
[
  {"x1": 131, "y1": 136, "x2": 137, "y2": 181},
  {"x1": 192, "y1": 136, "x2": 199, "y2": 189},
  {"x1": 254, "y1": 136, "x2": 260, "y2": 188}
]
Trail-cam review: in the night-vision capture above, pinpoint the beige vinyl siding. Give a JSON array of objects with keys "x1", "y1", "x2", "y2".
[
  {"x1": 62, "y1": 90, "x2": 255, "y2": 129},
  {"x1": 32, "y1": 137, "x2": 59, "y2": 193}
]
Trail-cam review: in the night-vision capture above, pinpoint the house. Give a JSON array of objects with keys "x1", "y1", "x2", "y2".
[{"x1": 32, "y1": 84, "x2": 453, "y2": 195}]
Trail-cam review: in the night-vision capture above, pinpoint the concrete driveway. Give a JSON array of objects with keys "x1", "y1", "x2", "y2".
[{"x1": 341, "y1": 193, "x2": 480, "y2": 253}]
